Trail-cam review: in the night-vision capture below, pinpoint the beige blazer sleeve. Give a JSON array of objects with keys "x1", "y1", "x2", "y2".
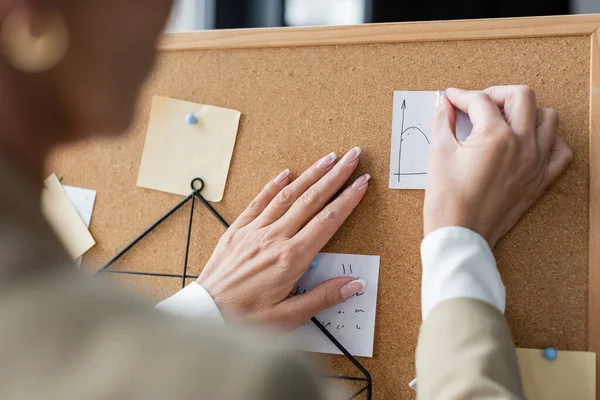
[
  {"x1": 416, "y1": 298, "x2": 525, "y2": 399},
  {"x1": 0, "y1": 273, "x2": 332, "y2": 400}
]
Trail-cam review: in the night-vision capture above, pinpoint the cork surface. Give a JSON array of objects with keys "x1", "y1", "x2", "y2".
[{"x1": 49, "y1": 35, "x2": 590, "y2": 399}]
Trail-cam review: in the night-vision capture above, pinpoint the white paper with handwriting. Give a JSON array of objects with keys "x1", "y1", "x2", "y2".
[
  {"x1": 281, "y1": 252, "x2": 380, "y2": 357},
  {"x1": 389, "y1": 90, "x2": 473, "y2": 189}
]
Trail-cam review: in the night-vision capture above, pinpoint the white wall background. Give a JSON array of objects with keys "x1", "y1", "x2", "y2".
[
  {"x1": 166, "y1": 0, "x2": 214, "y2": 32},
  {"x1": 165, "y1": 0, "x2": 600, "y2": 33},
  {"x1": 572, "y1": 0, "x2": 600, "y2": 13},
  {"x1": 285, "y1": 0, "x2": 364, "y2": 26}
]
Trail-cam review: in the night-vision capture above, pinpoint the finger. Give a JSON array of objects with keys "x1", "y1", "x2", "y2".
[
  {"x1": 431, "y1": 91, "x2": 457, "y2": 146},
  {"x1": 274, "y1": 147, "x2": 362, "y2": 236},
  {"x1": 292, "y1": 174, "x2": 370, "y2": 257},
  {"x1": 253, "y1": 152, "x2": 338, "y2": 228},
  {"x1": 536, "y1": 107, "x2": 560, "y2": 156},
  {"x1": 545, "y1": 135, "x2": 573, "y2": 184},
  {"x1": 445, "y1": 88, "x2": 507, "y2": 135},
  {"x1": 230, "y1": 169, "x2": 292, "y2": 229},
  {"x1": 272, "y1": 277, "x2": 365, "y2": 330},
  {"x1": 484, "y1": 85, "x2": 537, "y2": 137}
]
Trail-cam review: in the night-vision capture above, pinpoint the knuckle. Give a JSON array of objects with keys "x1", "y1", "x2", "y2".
[
  {"x1": 544, "y1": 107, "x2": 559, "y2": 126},
  {"x1": 515, "y1": 85, "x2": 535, "y2": 102},
  {"x1": 322, "y1": 288, "x2": 337, "y2": 308},
  {"x1": 487, "y1": 124, "x2": 513, "y2": 141},
  {"x1": 277, "y1": 187, "x2": 295, "y2": 206},
  {"x1": 219, "y1": 230, "x2": 235, "y2": 246},
  {"x1": 279, "y1": 245, "x2": 300, "y2": 264},
  {"x1": 473, "y1": 92, "x2": 491, "y2": 103},
  {"x1": 562, "y1": 146, "x2": 574, "y2": 164},
  {"x1": 318, "y1": 207, "x2": 338, "y2": 224},
  {"x1": 256, "y1": 230, "x2": 276, "y2": 251},
  {"x1": 328, "y1": 165, "x2": 344, "y2": 177},
  {"x1": 300, "y1": 188, "x2": 320, "y2": 206},
  {"x1": 248, "y1": 199, "x2": 264, "y2": 213}
]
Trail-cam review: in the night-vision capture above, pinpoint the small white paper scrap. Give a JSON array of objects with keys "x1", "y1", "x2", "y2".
[
  {"x1": 64, "y1": 185, "x2": 96, "y2": 268},
  {"x1": 389, "y1": 91, "x2": 473, "y2": 189},
  {"x1": 281, "y1": 252, "x2": 380, "y2": 357}
]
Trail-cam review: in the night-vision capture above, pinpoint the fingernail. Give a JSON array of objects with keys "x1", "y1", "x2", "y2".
[
  {"x1": 352, "y1": 174, "x2": 371, "y2": 188},
  {"x1": 341, "y1": 279, "x2": 366, "y2": 299},
  {"x1": 340, "y1": 146, "x2": 361, "y2": 166},
  {"x1": 436, "y1": 90, "x2": 448, "y2": 107},
  {"x1": 316, "y1": 152, "x2": 337, "y2": 169},
  {"x1": 274, "y1": 168, "x2": 291, "y2": 183}
]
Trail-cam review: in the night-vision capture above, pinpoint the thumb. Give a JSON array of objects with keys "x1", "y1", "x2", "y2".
[
  {"x1": 431, "y1": 91, "x2": 457, "y2": 146},
  {"x1": 275, "y1": 277, "x2": 367, "y2": 330}
]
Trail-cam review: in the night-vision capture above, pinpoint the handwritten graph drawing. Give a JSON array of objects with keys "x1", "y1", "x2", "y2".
[
  {"x1": 395, "y1": 98, "x2": 431, "y2": 180},
  {"x1": 389, "y1": 91, "x2": 473, "y2": 190}
]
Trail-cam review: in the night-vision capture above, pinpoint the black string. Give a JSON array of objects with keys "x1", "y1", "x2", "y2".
[
  {"x1": 97, "y1": 177, "x2": 372, "y2": 399},
  {"x1": 195, "y1": 192, "x2": 230, "y2": 229},
  {"x1": 350, "y1": 385, "x2": 370, "y2": 399},
  {"x1": 99, "y1": 192, "x2": 195, "y2": 270},
  {"x1": 97, "y1": 269, "x2": 199, "y2": 279},
  {"x1": 182, "y1": 193, "x2": 196, "y2": 288}
]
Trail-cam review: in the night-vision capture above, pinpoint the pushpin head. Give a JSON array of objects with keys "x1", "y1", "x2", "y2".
[
  {"x1": 543, "y1": 347, "x2": 558, "y2": 361},
  {"x1": 309, "y1": 259, "x2": 318, "y2": 269},
  {"x1": 185, "y1": 113, "x2": 198, "y2": 125}
]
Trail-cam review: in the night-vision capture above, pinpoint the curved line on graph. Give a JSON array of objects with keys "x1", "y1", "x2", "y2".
[{"x1": 401, "y1": 126, "x2": 430, "y2": 144}]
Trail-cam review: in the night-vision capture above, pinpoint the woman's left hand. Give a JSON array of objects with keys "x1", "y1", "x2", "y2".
[{"x1": 197, "y1": 147, "x2": 370, "y2": 330}]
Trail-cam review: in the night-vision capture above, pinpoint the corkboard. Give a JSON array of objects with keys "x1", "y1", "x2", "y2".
[{"x1": 49, "y1": 16, "x2": 600, "y2": 399}]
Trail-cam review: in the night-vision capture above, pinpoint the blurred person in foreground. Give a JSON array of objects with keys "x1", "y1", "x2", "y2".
[{"x1": 0, "y1": 1, "x2": 572, "y2": 399}]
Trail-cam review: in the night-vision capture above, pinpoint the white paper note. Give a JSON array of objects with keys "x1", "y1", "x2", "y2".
[
  {"x1": 41, "y1": 174, "x2": 95, "y2": 260},
  {"x1": 389, "y1": 91, "x2": 473, "y2": 189},
  {"x1": 64, "y1": 185, "x2": 97, "y2": 268},
  {"x1": 281, "y1": 252, "x2": 380, "y2": 357},
  {"x1": 63, "y1": 185, "x2": 96, "y2": 227}
]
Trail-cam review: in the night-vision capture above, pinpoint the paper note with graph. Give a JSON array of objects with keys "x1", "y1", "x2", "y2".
[
  {"x1": 281, "y1": 252, "x2": 380, "y2": 357},
  {"x1": 389, "y1": 91, "x2": 473, "y2": 189}
]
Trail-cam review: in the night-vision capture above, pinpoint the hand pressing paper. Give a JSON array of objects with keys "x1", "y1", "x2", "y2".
[
  {"x1": 41, "y1": 174, "x2": 95, "y2": 259},
  {"x1": 137, "y1": 96, "x2": 241, "y2": 202},
  {"x1": 281, "y1": 253, "x2": 380, "y2": 357},
  {"x1": 389, "y1": 91, "x2": 473, "y2": 189}
]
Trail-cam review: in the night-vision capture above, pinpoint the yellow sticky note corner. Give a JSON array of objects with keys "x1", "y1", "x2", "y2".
[
  {"x1": 136, "y1": 95, "x2": 241, "y2": 202},
  {"x1": 517, "y1": 348, "x2": 596, "y2": 400},
  {"x1": 41, "y1": 173, "x2": 95, "y2": 259}
]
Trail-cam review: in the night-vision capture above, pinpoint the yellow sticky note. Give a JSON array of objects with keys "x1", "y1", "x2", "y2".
[
  {"x1": 517, "y1": 348, "x2": 595, "y2": 400},
  {"x1": 137, "y1": 96, "x2": 241, "y2": 202},
  {"x1": 41, "y1": 173, "x2": 95, "y2": 259}
]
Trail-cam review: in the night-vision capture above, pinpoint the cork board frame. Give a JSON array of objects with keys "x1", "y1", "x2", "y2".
[
  {"x1": 50, "y1": 14, "x2": 600, "y2": 399},
  {"x1": 161, "y1": 15, "x2": 600, "y2": 396}
]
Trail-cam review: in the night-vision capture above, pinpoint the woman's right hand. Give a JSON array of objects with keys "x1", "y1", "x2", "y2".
[{"x1": 425, "y1": 86, "x2": 573, "y2": 247}]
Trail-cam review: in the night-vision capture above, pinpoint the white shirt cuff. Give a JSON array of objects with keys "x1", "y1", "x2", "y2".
[
  {"x1": 156, "y1": 282, "x2": 224, "y2": 324},
  {"x1": 421, "y1": 226, "x2": 505, "y2": 321}
]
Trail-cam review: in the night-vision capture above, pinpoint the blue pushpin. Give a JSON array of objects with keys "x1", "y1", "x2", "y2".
[
  {"x1": 185, "y1": 113, "x2": 198, "y2": 125},
  {"x1": 543, "y1": 347, "x2": 558, "y2": 361},
  {"x1": 309, "y1": 258, "x2": 318, "y2": 269}
]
